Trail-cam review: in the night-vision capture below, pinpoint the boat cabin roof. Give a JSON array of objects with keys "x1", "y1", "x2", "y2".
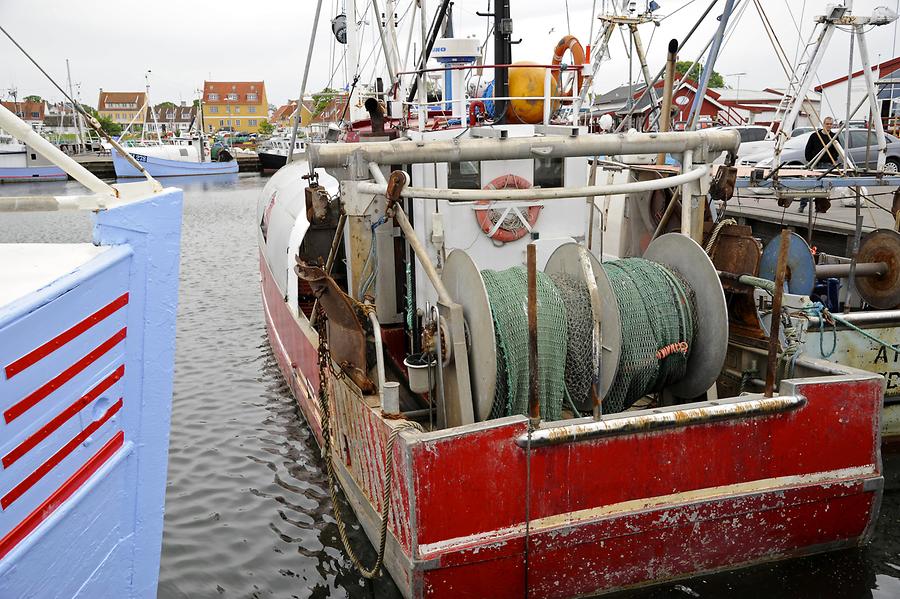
[{"x1": 0, "y1": 243, "x2": 110, "y2": 308}]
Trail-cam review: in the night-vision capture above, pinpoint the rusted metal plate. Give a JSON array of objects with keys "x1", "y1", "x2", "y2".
[
  {"x1": 705, "y1": 223, "x2": 762, "y2": 294},
  {"x1": 856, "y1": 228, "x2": 900, "y2": 309}
]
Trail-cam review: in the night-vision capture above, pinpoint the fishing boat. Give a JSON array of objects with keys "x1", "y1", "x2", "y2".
[
  {"x1": 258, "y1": 135, "x2": 306, "y2": 172},
  {"x1": 0, "y1": 98, "x2": 181, "y2": 596},
  {"x1": 111, "y1": 138, "x2": 238, "y2": 178},
  {"x1": 257, "y1": 3, "x2": 883, "y2": 595},
  {"x1": 0, "y1": 133, "x2": 66, "y2": 183}
]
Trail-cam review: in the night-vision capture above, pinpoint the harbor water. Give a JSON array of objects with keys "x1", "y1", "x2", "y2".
[{"x1": 2, "y1": 174, "x2": 900, "y2": 599}]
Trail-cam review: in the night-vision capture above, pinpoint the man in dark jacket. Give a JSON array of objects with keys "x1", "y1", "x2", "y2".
[{"x1": 799, "y1": 117, "x2": 838, "y2": 212}]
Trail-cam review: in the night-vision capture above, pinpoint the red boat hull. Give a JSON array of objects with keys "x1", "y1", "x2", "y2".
[{"x1": 261, "y1": 251, "x2": 883, "y2": 598}]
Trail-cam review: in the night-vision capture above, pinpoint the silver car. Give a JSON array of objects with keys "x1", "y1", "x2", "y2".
[{"x1": 743, "y1": 129, "x2": 900, "y2": 172}]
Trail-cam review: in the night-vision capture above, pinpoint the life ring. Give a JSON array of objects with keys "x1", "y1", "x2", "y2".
[
  {"x1": 474, "y1": 175, "x2": 540, "y2": 243},
  {"x1": 552, "y1": 35, "x2": 585, "y2": 96}
]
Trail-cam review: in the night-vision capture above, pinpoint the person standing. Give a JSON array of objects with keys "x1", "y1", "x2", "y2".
[{"x1": 799, "y1": 117, "x2": 838, "y2": 212}]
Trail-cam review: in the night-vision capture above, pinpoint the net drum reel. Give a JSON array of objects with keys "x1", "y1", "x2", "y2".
[
  {"x1": 760, "y1": 229, "x2": 900, "y2": 309},
  {"x1": 441, "y1": 234, "x2": 728, "y2": 422}
]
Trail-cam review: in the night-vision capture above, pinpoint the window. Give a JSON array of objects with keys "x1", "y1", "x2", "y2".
[
  {"x1": 534, "y1": 157, "x2": 564, "y2": 188},
  {"x1": 208, "y1": 93, "x2": 219, "y2": 101},
  {"x1": 226, "y1": 105, "x2": 231, "y2": 113},
  {"x1": 246, "y1": 93, "x2": 258, "y2": 101},
  {"x1": 249, "y1": 119, "x2": 257, "y2": 127},
  {"x1": 448, "y1": 161, "x2": 480, "y2": 189},
  {"x1": 848, "y1": 130, "x2": 869, "y2": 148},
  {"x1": 210, "y1": 106, "x2": 219, "y2": 113},
  {"x1": 219, "y1": 119, "x2": 224, "y2": 126},
  {"x1": 31, "y1": 111, "x2": 39, "y2": 118},
  {"x1": 179, "y1": 148, "x2": 189, "y2": 156},
  {"x1": 226, "y1": 93, "x2": 238, "y2": 101},
  {"x1": 234, "y1": 106, "x2": 240, "y2": 113},
  {"x1": 208, "y1": 124, "x2": 213, "y2": 132},
  {"x1": 248, "y1": 106, "x2": 257, "y2": 113},
  {"x1": 738, "y1": 127, "x2": 767, "y2": 143},
  {"x1": 235, "y1": 119, "x2": 241, "y2": 126}
]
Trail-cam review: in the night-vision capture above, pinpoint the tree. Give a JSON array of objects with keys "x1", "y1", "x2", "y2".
[
  {"x1": 258, "y1": 119, "x2": 275, "y2": 135},
  {"x1": 156, "y1": 101, "x2": 176, "y2": 110},
  {"x1": 23, "y1": 94, "x2": 42, "y2": 103},
  {"x1": 97, "y1": 115, "x2": 122, "y2": 136},
  {"x1": 312, "y1": 88, "x2": 340, "y2": 116},
  {"x1": 674, "y1": 61, "x2": 725, "y2": 88}
]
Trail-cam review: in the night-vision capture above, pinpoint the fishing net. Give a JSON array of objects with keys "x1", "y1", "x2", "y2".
[
  {"x1": 602, "y1": 258, "x2": 695, "y2": 413},
  {"x1": 481, "y1": 267, "x2": 567, "y2": 421},
  {"x1": 548, "y1": 272, "x2": 595, "y2": 411}
]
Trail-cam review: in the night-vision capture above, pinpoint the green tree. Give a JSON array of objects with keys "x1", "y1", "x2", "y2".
[
  {"x1": 258, "y1": 119, "x2": 274, "y2": 135},
  {"x1": 97, "y1": 115, "x2": 122, "y2": 136},
  {"x1": 674, "y1": 61, "x2": 725, "y2": 88},
  {"x1": 23, "y1": 94, "x2": 42, "y2": 103},
  {"x1": 156, "y1": 101, "x2": 176, "y2": 110},
  {"x1": 312, "y1": 88, "x2": 340, "y2": 116}
]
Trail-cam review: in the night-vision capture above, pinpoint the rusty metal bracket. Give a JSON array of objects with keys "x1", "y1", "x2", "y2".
[
  {"x1": 709, "y1": 165, "x2": 737, "y2": 203},
  {"x1": 385, "y1": 170, "x2": 410, "y2": 216}
]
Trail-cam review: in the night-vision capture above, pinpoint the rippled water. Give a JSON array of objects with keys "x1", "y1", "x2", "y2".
[{"x1": 2, "y1": 175, "x2": 900, "y2": 598}]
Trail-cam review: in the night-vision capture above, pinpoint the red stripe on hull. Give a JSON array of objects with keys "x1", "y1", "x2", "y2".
[
  {"x1": 2, "y1": 399, "x2": 124, "y2": 509},
  {"x1": 5, "y1": 328, "x2": 126, "y2": 423},
  {"x1": 3, "y1": 365, "x2": 125, "y2": 468},
  {"x1": 0, "y1": 430, "x2": 124, "y2": 560},
  {"x1": 5, "y1": 293, "x2": 129, "y2": 379}
]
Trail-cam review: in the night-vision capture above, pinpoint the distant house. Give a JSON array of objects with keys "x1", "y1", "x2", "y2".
[
  {"x1": 591, "y1": 80, "x2": 740, "y2": 131},
  {"x1": 271, "y1": 100, "x2": 299, "y2": 129},
  {"x1": 146, "y1": 102, "x2": 197, "y2": 134},
  {"x1": 97, "y1": 91, "x2": 148, "y2": 126},
  {"x1": 815, "y1": 55, "x2": 900, "y2": 126},
  {"x1": 201, "y1": 81, "x2": 268, "y2": 133},
  {"x1": 1, "y1": 100, "x2": 45, "y2": 131},
  {"x1": 300, "y1": 93, "x2": 350, "y2": 125},
  {"x1": 712, "y1": 88, "x2": 821, "y2": 130}
]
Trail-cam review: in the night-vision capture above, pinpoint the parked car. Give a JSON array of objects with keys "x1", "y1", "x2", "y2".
[{"x1": 740, "y1": 129, "x2": 900, "y2": 172}]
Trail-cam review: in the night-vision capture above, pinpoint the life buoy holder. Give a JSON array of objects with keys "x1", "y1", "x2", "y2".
[
  {"x1": 552, "y1": 35, "x2": 586, "y2": 96},
  {"x1": 474, "y1": 175, "x2": 540, "y2": 243}
]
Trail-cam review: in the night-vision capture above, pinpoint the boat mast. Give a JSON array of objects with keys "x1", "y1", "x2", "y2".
[
  {"x1": 492, "y1": 0, "x2": 513, "y2": 124},
  {"x1": 285, "y1": 0, "x2": 325, "y2": 166},
  {"x1": 65, "y1": 59, "x2": 83, "y2": 149}
]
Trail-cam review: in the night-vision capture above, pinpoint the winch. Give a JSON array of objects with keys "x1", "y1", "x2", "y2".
[{"x1": 439, "y1": 233, "x2": 728, "y2": 420}]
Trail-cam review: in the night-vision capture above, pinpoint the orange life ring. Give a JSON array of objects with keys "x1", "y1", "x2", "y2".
[
  {"x1": 475, "y1": 175, "x2": 540, "y2": 243},
  {"x1": 552, "y1": 35, "x2": 585, "y2": 96}
]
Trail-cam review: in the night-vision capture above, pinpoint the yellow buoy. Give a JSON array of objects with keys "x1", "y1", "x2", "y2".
[{"x1": 507, "y1": 62, "x2": 559, "y2": 124}]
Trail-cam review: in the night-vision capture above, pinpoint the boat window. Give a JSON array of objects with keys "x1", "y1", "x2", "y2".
[
  {"x1": 180, "y1": 149, "x2": 189, "y2": 156},
  {"x1": 534, "y1": 156, "x2": 564, "y2": 188},
  {"x1": 739, "y1": 127, "x2": 767, "y2": 143},
  {"x1": 448, "y1": 161, "x2": 480, "y2": 189}
]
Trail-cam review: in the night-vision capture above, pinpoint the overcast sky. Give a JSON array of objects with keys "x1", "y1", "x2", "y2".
[{"x1": 2, "y1": 0, "x2": 898, "y2": 110}]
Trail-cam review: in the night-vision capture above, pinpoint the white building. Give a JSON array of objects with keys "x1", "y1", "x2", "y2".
[{"x1": 814, "y1": 56, "x2": 900, "y2": 126}]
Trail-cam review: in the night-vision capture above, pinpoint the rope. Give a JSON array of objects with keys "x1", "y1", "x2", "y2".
[
  {"x1": 704, "y1": 218, "x2": 737, "y2": 254},
  {"x1": 801, "y1": 301, "x2": 837, "y2": 358},
  {"x1": 316, "y1": 322, "x2": 422, "y2": 579},
  {"x1": 603, "y1": 258, "x2": 695, "y2": 412}
]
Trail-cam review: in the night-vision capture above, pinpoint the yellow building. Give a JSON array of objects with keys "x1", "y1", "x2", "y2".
[
  {"x1": 201, "y1": 81, "x2": 268, "y2": 133},
  {"x1": 97, "y1": 90, "x2": 148, "y2": 126}
]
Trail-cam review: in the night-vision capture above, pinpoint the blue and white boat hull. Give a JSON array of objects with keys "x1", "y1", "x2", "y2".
[
  {"x1": 0, "y1": 165, "x2": 67, "y2": 183},
  {"x1": 112, "y1": 149, "x2": 238, "y2": 178},
  {"x1": 0, "y1": 187, "x2": 182, "y2": 598}
]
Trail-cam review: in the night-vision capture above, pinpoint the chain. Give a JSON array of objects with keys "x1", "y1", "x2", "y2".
[{"x1": 316, "y1": 320, "x2": 421, "y2": 579}]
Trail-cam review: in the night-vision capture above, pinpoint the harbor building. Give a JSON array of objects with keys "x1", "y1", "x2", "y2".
[
  {"x1": 97, "y1": 90, "x2": 149, "y2": 126},
  {"x1": 201, "y1": 81, "x2": 268, "y2": 133}
]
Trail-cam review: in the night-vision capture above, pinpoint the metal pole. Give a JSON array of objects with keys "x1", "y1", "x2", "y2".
[
  {"x1": 65, "y1": 59, "x2": 82, "y2": 149},
  {"x1": 393, "y1": 205, "x2": 453, "y2": 304},
  {"x1": 657, "y1": 39, "x2": 677, "y2": 164},
  {"x1": 371, "y1": 0, "x2": 399, "y2": 89},
  {"x1": 687, "y1": 0, "x2": 737, "y2": 130},
  {"x1": 855, "y1": 25, "x2": 888, "y2": 171},
  {"x1": 286, "y1": 0, "x2": 325, "y2": 166},
  {"x1": 764, "y1": 229, "x2": 790, "y2": 398},
  {"x1": 527, "y1": 243, "x2": 540, "y2": 422},
  {"x1": 418, "y1": 0, "x2": 429, "y2": 131},
  {"x1": 843, "y1": 24, "x2": 856, "y2": 173},
  {"x1": 629, "y1": 24, "x2": 659, "y2": 127}
]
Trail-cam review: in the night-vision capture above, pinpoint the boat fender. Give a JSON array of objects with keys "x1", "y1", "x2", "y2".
[{"x1": 474, "y1": 174, "x2": 540, "y2": 244}]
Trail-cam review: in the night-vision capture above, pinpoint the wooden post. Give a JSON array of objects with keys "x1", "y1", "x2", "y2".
[
  {"x1": 764, "y1": 229, "x2": 790, "y2": 397},
  {"x1": 527, "y1": 244, "x2": 540, "y2": 422}
]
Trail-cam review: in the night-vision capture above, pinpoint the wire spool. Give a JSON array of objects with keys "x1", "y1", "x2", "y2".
[{"x1": 760, "y1": 232, "x2": 815, "y2": 295}]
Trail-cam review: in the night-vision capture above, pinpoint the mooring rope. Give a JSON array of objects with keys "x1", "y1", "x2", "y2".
[{"x1": 316, "y1": 323, "x2": 421, "y2": 579}]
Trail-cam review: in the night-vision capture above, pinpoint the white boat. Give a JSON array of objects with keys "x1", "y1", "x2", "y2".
[
  {"x1": 258, "y1": 136, "x2": 306, "y2": 172},
  {"x1": 111, "y1": 138, "x2": 238, "y2": 178},
  {"x1": 0, "y1": 133, "x2": 66, "y2": 183}
]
